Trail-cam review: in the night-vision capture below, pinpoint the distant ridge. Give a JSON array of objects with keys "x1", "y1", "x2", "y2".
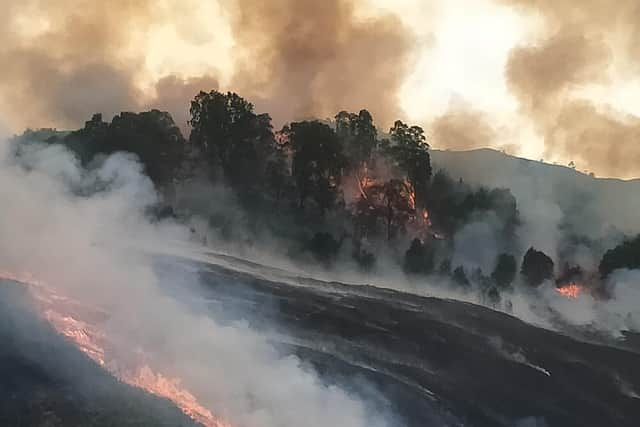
[{"x1": 431, "y1": 148, "x2": 640, "y2": 236}]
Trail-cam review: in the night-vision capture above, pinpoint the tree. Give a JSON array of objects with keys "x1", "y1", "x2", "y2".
[
  {"x1": 521, "y1": 247, "x2": 554, "y2": 287},
  {"x1": 286, "y1": 121, "x2": 347, "y2": 214},
  {"x1": 491, "y1": 253, "x2": 517, "y2": 289},
  {"x1": 189, "y1": 90, "x2": 280, "y2": 193},
  {"x1": 62, "y1": 110, "x2": 186, "y2": 186},
  {"x1": 368, "y1": 179, "x2": 414, "y2": 241},
  {"x1": 105, "y1": 110, "x2": 186, "y2": 186},
  {"x1": 452, "y1": 266, "x2": 470, "y2": 287},
  {"x1": 404, "y1": 238, "x2": 435, "y2": 275},
  {"x1": 381, "y1": 120, "x2": 432, "y2": 209},
  {"x1": 599, "y1": 235, "x2": 640, "y2": 278},
  {"x1": 335, "y1": 109, "x2": 377, "y2": 168},
  {"x1": 309, "y1": 232, "x2": 342, "y2": 265}
]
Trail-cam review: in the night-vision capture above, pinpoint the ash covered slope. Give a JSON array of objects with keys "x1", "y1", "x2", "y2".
[
  {"x1": 0, "y1": 281, "x2": 200, "y2": 427},
  {"x1": 165, "y1": 254, "x2": 640, "y2": 427},
  {"x1": 431, "y1": 148, "x2": 640, "y2": 236}
]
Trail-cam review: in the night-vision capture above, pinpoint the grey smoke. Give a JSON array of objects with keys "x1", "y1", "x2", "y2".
[{"x1": 0, "y1": 137, "x2": 391, "y2": 427}]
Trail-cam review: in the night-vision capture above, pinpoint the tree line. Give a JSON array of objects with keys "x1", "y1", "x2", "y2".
[{"x1": 15, "y1": 90, "x2": 640, "y2": 303}]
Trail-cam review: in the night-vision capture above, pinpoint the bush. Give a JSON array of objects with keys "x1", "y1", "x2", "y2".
[
  {"x1": 521, "y1": 247, "x2": 554, "y2": 287},
  {"x1": 404, "y1": 238, "x2": 434, "y2": 274},
  {"x1": 599, "y1": 235, "x2": 640, "y2": 278},
  {"x1": 309, "y1": 232, "x2": 341, "y2": 265}
]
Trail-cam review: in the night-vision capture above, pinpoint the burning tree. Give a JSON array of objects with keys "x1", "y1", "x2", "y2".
[
  {"x1": 368, "y1": 179, "x2": 415, "y2": 240},
  {"x1": 381, "y1": 120, "x2": 432, "y2": 210}
]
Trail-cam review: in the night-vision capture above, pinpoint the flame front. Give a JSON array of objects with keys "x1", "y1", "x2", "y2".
[
  {"x1": 0, "y1": 271, "x2": 229, "y2": 427},
  {"x1": 555, "y1": 283, "x2": 582, "y2": 299}
]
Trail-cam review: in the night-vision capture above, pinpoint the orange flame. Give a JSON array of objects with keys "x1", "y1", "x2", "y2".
[
  {"x1": 555, "y1": 283, "x2": 582, "y2": 299},
  {"x1": 0, "y1": 271, "x2": 230, "y2": 427}
]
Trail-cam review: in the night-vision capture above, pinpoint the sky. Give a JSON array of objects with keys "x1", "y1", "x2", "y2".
[{"x1": 1, "y1": 0, "x2": 639, "y2": 179}]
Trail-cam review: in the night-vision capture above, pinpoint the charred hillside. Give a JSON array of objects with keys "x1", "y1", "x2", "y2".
[{"x1": 0, "y1": 281, "x2": 200, "y2": 427}]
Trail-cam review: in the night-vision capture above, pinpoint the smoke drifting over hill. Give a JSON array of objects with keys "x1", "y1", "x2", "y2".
[
  {"x1": 0, "y1": 140, "x2": 391, "y2": 427},
  {"x1": 502, "y1": 0, "x2": 640, "y2": 178}
]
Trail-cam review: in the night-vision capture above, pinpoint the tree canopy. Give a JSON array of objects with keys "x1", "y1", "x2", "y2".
[
  {"x1": 599, "y1": 235, "x2": 640, "y2": 278},
  {"x1": 285, "y1": 120, "x2": 347, "y2": 214},
  {"x1": 521, "y1": 247, "x2": 554, "y2": 287}
]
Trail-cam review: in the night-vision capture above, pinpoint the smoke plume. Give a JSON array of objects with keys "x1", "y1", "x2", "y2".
[
  {"x1": 227, "y1": 0, "x2": 415, "y2": 126},
  {"x1": 431, "y1": 104, "x2": 498, "y2": 151},
  {"x1": 502, "y1": 0, "x2": 640, "y2": 178},
  {"x1": 0, "y1": 0, "x2": 415, "y2": 133}
]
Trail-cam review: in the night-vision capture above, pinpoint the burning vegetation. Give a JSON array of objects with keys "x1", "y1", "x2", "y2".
[
  {"x1": 555, "y1": 283, "x2": 583, "y2": 299},
  {"x1": 0, "y1": 271, "x2": 229, "y2": 427}
]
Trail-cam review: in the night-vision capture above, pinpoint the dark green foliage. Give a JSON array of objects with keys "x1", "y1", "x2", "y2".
[
  {"x1": 452, "y1": 266, "x2": 470, "y2": 287},
  {"x1": 286, "y1": 121, "x2": 347, "y2": 214},
  {"x1": 104, "y1": 110, "x2": 186, "y2": 185},
  {"x1": 521, "y1": 247, "x2": 554, "y2": 287},
  {"x1": 427, "y1": 170, "x2": 519, "y2": 237},
  {"x1": 335, "y1": 109, "x2": 377, "y2": 168},
  {"x1": 381, "y1": 120, "x2": 432, "y2": 209},
  {"x1": 309, "y1": 232, "x2": 342, "y2": 265},
  {"x1": 404, "y1": 238, "x2": 435, "y2": 275},
  {"x1": 189, "y1": 90, "x2": 283, "y2": 195},
  {"x1": 63, "y1": 111, "x2": 186, "y2": 186},
  {"x1": 492, "y1": 253, "x2": 517, "y2": 289},
  {"x1": 599, "y1": 235, "x2": 640, "y2": 278}
]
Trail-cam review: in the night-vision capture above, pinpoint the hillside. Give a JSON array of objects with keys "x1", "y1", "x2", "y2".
[{"x1": 431, "y1": 148, "x2": 640, "y2": 237}]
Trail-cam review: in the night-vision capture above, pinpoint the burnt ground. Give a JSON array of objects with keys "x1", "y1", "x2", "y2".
[
  {"x1": 158, "y1": 254, "x2": 640, "y2": 427},
  {"x1": 0, "y1": 282, "x2": 199, "y2": 427},
  {"x1": 1, "y1": 254, "x2": 640, "y2": 427}
]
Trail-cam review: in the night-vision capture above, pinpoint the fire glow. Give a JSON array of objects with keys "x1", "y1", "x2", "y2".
[
  {"x1": 555, "y1": 283, "x2": 583, "y2": 299},
  {"x1": 0, "y1": 271, "x2": 229, "y2": 427}
]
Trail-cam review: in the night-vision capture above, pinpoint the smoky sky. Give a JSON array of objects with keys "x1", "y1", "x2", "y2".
[
  {"x1": 0, "y1": 0, "x2": 414, "y2": 133},
  {"x1": 2, "y1": 0, "x2": 640, "y2": 178},
  {"x1": 227, "y1": 0, "x2": 415, "y2": 126},
  {"x1": 501, "y1": 0, "x2": 640, "y2": 178}
]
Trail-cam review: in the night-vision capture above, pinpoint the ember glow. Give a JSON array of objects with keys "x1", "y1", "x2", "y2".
[
  {"x1": 0, "y1": 271, "x2": 229, "y2": 427},
  {"x1": 555, "y1": 283, "x2": 583, "y2": 299}
]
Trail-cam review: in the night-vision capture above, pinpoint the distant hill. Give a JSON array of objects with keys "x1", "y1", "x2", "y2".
[{"x1": 431, "y1": 148, "x2": 640, "y2": 238}]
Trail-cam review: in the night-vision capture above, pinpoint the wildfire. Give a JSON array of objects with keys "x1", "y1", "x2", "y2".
[
  {"x1": 555, "y1": 283, "x2": 583, "y2": 299},
  {"x1": 0, "y1": 271, "x2": 230, "y2": 427}
]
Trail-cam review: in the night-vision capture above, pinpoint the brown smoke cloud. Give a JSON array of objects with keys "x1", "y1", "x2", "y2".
[
  {"x1": 0, "y1": 1, "x2": 152, "y2": 129},
  {"x1": 502, "y1": 0, "x2": 640, "y2": 178},
  {"x1": 0, "y1": 0, "x2": 416, "y2": 134},
  {"x1": 147, "y1": 75, "x2": 220, "y2": 133},
  {"x1": 227, "y1": 0, "x2": 416, "y2": 127},
  {"x1": 0, "y1": 1, "x2": 222, "y2": 134},
  {"x1": 431, "y1": 106, "x2": 497, "y2": 151}
]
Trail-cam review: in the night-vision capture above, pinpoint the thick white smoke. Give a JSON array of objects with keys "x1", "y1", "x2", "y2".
[{"x1": 0, "y1": 138, "x2": 390, "y2": 427}]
